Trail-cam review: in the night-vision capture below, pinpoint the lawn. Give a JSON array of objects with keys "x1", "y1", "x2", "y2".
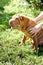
[
  {"x1": 0, "y1": 29, "x2": 43, "y2": 65},
  {"x1": 0, "y1": 0, "x2": 43, "y2": 65}
]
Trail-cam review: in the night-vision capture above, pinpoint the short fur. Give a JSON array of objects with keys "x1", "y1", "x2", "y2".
[{"x1": 9, "y1": 14, "x2": 43, "y2": 52}]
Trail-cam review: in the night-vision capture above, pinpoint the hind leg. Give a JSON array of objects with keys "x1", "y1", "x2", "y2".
[{"x1": 34, "y1": 36, "x2": 39, "y2": 52}]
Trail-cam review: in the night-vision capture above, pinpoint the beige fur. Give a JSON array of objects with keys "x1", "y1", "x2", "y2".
[{"x1": 9, "y1": 14, "x2": 41, "y2": 51}]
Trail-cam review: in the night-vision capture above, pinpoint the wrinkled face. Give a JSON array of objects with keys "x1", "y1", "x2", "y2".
[{"x1": 9, "y1": 14, "x2": 21, "y2": 29}]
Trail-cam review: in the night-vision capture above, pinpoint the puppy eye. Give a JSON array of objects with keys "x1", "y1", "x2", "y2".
[{"x1": 16, "y1": 18, "x2": 18, "y2": 20}]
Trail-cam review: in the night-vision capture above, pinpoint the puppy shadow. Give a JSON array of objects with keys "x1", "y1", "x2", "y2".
[{"x1": 38, "y1": 44, "x2": 43, "y2": 56}]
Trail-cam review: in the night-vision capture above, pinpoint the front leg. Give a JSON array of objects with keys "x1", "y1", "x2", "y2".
[{"x1": 19, "y1": 35, "x2": 27, "y2": 46}]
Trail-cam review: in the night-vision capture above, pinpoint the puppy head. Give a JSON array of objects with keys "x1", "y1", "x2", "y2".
[
  {"x1": 9, "y1": 14, "x2": 22, "y2": 30},
  {"x1": 9, "y1": 14, "x2": 29, "y2": 30}
]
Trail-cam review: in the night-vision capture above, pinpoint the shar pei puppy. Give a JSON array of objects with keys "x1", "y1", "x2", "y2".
[{"x1": 9, "y1": 14, "x2": 43, "y2": 52}]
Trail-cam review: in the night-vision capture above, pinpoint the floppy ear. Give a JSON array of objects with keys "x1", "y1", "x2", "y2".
[{"x1": 20, "y1": 16, "x2": 24, "y2": 21}]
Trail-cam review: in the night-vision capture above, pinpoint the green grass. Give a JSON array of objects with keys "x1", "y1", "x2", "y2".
[
  {"x1": 0, "y1": 29, "x2": 43, "y2": 65},
  {"x1": 0, "y1": 0, "x2": 43, "y2": 65}
]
